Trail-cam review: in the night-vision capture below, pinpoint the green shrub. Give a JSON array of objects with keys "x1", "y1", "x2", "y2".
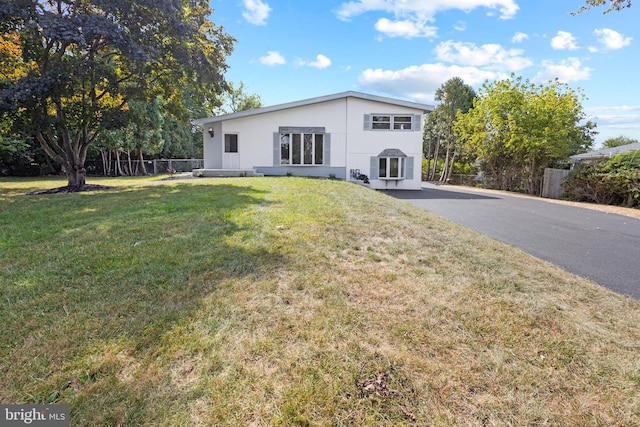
[{"x1": 563, "y1": 151, "x2": 640, "y2": 207}]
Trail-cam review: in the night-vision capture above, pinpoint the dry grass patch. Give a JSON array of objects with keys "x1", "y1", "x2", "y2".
[{"x1": 1, "y1": 176, "x2": 639, "y2": 426}]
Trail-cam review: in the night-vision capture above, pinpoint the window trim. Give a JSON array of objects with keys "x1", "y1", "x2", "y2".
[
  {"x1": 371, "y1": 114, "x2": 414, "y2": 131},
  {"x1": 279, "y1": 130, "x2": 325, "y2": 166},
  {"x1": 224, "y1": 134, "x2": 238, "y2": 153},
  {"x1": 378, "y1": 156, "x2": 405, "y2": 180}
]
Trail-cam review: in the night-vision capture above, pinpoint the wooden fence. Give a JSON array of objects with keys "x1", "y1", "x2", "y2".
[{"x1": 541, "y1": 168, "x2": 570, "y2": 199}]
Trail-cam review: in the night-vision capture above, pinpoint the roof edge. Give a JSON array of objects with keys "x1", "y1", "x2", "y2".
[{"x1": 191, "y1": 91, "x2": 434, "y2": 125}]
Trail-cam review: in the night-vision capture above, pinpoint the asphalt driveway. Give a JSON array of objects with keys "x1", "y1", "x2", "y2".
[{"x1": 386, "y1": 183, "x2": 640, "y2": 299}]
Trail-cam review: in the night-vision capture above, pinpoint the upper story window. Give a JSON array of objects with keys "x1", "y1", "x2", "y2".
[{"x1": 366, "y1": 114, "x2": 419, "y2": 131}]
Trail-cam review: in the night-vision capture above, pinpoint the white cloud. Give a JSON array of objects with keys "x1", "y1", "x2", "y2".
[
  {"x1": 435, "y1": 40, "x2": 532, "y2": 71},
  {"x1": 337, "y1": 0, "x2": 518, "y2": 21},
  {"x1": 242, "y1": 0, "x2": 272, "y2": 26},
  {"x1": 307, "y1": 54, "x2": 332, "y2": 69},
  {"x1": 454, "y1": 21, "x2": 467, "y2": 31},
  {"x1": 512, "y1": 32, "x2": 528, "y2": 43},
  {"x1": 534, "y1": 58, "x2": 592, "y2": 83},
  {"x1": 374, "y1": 18, "x2": 437, "y2": 38},
  {"x1": 586, "y1": 105, "x2": 640, "y2": 128},
  {"x1": 259, "y1": 51, "x2": 286, "y2": 66},
  {"x1": 336, "y1": 0, "x2": 518, "y2": 38},
  {"x1": 358, "y1": 63, "x2": 504, "y2": 103},
  {"x1": 593, "y1": 28, "x2": 632, "y2": 50},
  {"x1": 551, "y1": 31, "x2": 579, "y2": 50}
]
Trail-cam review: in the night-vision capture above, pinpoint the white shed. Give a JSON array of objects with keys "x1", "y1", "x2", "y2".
[{"x1": 192, "y1": 91, "x2": 433, "y2": 190}]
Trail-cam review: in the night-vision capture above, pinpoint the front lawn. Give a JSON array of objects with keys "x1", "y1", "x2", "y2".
[{"x1": 1, "y1": 176, "x2": 639, "y2": 426}]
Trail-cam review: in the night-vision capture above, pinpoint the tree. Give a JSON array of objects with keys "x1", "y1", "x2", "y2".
[
  {"x1": 0, "y1": 0, "x2": 234, "y2": 190},
  {"x1": 602, "y1": 135, "x2": 638, "y2": 149},
  {"x1": 455, "y1": 75, "x2": 596, "y2": 194},
  {"x1": 575, "y1": 0, "x2": 631, "y2": 13},
  {"x1": 215, "y1": 81, "x2": 262, "y2": 115},
  {"x1": 423, "y1": 77, "x2": 475, "y2": 182}
]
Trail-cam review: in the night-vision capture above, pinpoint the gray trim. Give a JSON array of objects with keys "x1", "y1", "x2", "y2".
[
  {"x1": 255, "y1": 166, "x2": 345, "y2": 179},
  {"x1": 273, "y1": 132, "x2": 280, "y2": 166},
  {"x1": 279, "y1": 126, "x2": 325, "y2": 133},
  {"x1": 413, "y1": 114, "x2": 423, "y2": 132},
  {"x1": 324, "y1": 134, "x2": 331, "y2": 166},
  {"x1": 378, "y1": 148, "x2": 407, "y2": 158},
  {"x1": 406, "y1": 156, "x2": 414, "y2": 179},
  {"x1": 370, "y1": 156, "x2": 379, "y2": 180},
  {"x1": 192, "y1": 91, "x2": 434, "y2": 126},
  {"x1": 363, "y1": 114, "x2": 371, "y2": 131}
]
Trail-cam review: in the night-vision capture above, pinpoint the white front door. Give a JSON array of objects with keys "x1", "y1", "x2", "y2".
[{"x1": 223, "y1": 134, "x2": 239, "y2": 169}]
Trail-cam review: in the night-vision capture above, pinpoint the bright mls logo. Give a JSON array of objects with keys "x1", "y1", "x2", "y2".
[{"x1": 1, "y1": 405, "x2": 69, "y2": 426}]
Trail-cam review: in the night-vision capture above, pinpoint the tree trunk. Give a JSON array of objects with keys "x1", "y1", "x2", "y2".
[
  {"x1": 127, "y1": 150, "x2": 133, "y2": 176},
  {"x1": 115, "y1": 150, "x2": 126, "y2": 176},
  {"x1": 65, "y1": 164, "x2": 87, "y2": 189},
  {"x1": 35, "y1": 129, "x2": 90, "y2": 189},
  {"x1": 138, "y1": 150, "x2": 148, "y2": 175},
  {"x1": 440, "y1": 142, "x2": 451, "y2": 183},
  {"x1": 431, "y1": 137, "x2": 440, "y2": 181}
]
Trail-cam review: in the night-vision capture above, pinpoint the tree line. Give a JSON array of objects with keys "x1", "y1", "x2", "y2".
[
  {"x1": 0, "y1": 0, "x2": 260, "y2": 186},
  {"x1": 0, "y1": 0, "x2": 633, "y2": 191}
]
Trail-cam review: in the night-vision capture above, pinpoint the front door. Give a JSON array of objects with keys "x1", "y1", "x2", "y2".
[{"x1": 223, "y1": 134, "x2": 239, "y2": 169}]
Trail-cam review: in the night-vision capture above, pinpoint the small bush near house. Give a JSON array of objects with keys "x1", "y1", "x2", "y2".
[{"x1": 563, "y1": 151, "x2": 640, "y2": 208}]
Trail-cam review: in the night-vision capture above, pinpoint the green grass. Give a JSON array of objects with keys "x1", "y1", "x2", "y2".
[{"x1": 1, "y1": 176, "x2": 639, "y2": 426}]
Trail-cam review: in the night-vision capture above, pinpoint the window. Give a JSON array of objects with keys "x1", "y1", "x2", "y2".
[
  {"x1": 393, "y1": 116, "x2": 412, "y2": 130},
  {"x1": 280, "y1": 132, "x2": 324, "y2": 165},
  {"x1": 379, "y1": 156, "x2": 404, "y2": 179},
  {"x1": 367, "y1": 114, "x2": 415, "y2": 131},
  {"x1": 372, "y1": 115, "x2": 391, "y2": 129},
  {"x1": 224, "y1": 134, "x2": 238, "y2": 153}
]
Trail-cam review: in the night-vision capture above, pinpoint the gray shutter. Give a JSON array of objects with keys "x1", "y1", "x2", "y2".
[
  {"x1": 413, "y1": 114, "x2": 423, "y2": 131},
  {"x1": 406, "y1": 156, "x2": 414, "y2": 179},
  {"x1": 323, "y1": 133, "x2": 331, "y2": 166},
  {"x1": 363, "y1": 114, "x2": 371, "y2": 131},
  {"x1": 273, "y1": 132, "x2": 280, "y2": 166},
  {"x1": 370, "y1": 156, "x2": 379, "y2": 180}
]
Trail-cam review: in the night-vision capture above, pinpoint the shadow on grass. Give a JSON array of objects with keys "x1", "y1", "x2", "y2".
[{"x1": 0, "y1": 182, "x2": 285, "y2": 422}]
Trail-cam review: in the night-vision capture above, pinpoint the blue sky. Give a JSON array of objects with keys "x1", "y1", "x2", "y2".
[{"x1": 210, "y1": 0, "x2": 640, "y2": 147}]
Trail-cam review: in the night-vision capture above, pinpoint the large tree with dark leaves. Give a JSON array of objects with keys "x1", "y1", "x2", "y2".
[{"x1": 0, "y1": 0, "x2": 234, "y2": 189}]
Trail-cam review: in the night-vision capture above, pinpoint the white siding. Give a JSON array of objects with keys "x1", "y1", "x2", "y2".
[
  {"x1": 344, "y1": 97, "x2": 423, "y2": 190},
  {"x1": 200, "y1": 94, "x2": 425, "y2": 189}
]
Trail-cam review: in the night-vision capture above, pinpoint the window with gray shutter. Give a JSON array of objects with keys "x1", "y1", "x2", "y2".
[
  {"x1": 273, "y1": 132, "x2": 280, "y2": 166},
  {"x1": 370, "y1": 156, "x2": 379, "y2": 180},
  {"x1": 406, "y1": 156, "x2": 414, "y2": 179},
  {"x1": 413, "y1": 114, "x2": 423, "y2": 131},
  {"x1": 323, "y1": 134, "x2": 331, "y2": 166}
]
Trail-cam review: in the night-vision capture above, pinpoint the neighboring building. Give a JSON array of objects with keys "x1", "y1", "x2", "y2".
[
  {"x1": 569, "y1": 142, "x2": 640, "y2": 165},
  {"x1": 192, "y1": 91, "x2": 433, "y2": 190}
]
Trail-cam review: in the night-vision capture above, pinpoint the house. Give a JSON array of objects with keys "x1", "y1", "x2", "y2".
[
  {"x1": 569, "y1": 141, "x2": 640, "y2": 165},
  {"x1": 191, "y1": 91, "x2": 433, "y2": 190}
]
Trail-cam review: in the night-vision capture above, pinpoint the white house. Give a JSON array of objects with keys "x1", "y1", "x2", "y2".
[{"x1": 192, "y1": 91, "x2": 433, "y2": 190}]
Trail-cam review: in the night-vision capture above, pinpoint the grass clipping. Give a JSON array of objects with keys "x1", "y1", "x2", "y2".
[{"x1": 1, "y1": 177, "x2": 639, "y2": 426}]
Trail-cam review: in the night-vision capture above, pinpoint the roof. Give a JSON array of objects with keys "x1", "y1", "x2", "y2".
[
  {"x1": 570, "y1": 142, "x2": 640, "y2": 161},
  {"x1": 378, "y1": 148, "x2": 407, "y2": 158},
  {"x1": 192, "y1": 91, "x2": 434, "y2": 126}
]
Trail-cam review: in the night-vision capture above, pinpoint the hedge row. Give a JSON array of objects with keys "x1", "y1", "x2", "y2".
[{"x1": 563, "y1": 151, "x2": 640, "y2": 208}]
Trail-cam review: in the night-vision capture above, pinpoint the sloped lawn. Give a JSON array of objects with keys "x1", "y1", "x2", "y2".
[{"x1": 1, "y1": 176, "x2": 639, "y2": 426}]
